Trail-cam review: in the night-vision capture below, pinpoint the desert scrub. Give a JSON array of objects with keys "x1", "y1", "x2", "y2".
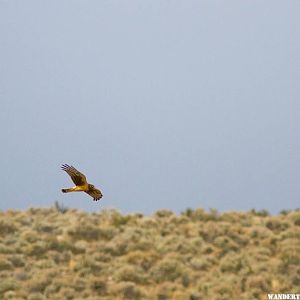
[
  {"x1": 3, "y1": 290, "x2": 17, "y2": 300},
  {"x1": 51, "y1": 251, "x2": 71, "y2": 264},
  {"x1": 201, "y1": 244, "x2": 215, "y2": 255},
  {"x1": 250, "y1": 209, "x2": 270, "y2": 217},
  {"x1": 8, "y1": 254, "x2": 25, "y2": 267},
  {"x1": 127, "y1": 236, "x2": 154, "y2": 252},
  {"x1": 67, "y1": 223, "x2": 103, "y2": 241},
  {"x1": 0, "y1": 278, "x2": 17, "y2": 295},
  {"x1": 20, "y1": 230, "x2": 41, "y2": 243},
  {"x1": 125, "y1": 250, "x2": 159, "y2": 271},
  {"x1": 279, "y1": 239, "x2": 300, "y2": 266},
  {"x1": 33, "y1": 221, "x2": 60, "y2": 234},
  {"x1": 109, "y1": 210, "x2": 132, "y2": 227},
  {"x1": 14, "y1": 213, "x2": 33, "y2": 227},
  {"x1": 0, "y1": 258, "x2": 13, "y2": 270},
  {"x1": 70, "y1": 240, "x2": 87, "y2": 254},
  {"x1": 265, "y1": 217, "x2": 289, "y2": 233},
  {"x1": 279, "y1": 227, "x2": 300, "y2": 240},
  {"x1": 220, "y1": 211, "x2": 251, "y2": 224},
  {"x1": 0, "y1": 243, "x2": 12, "y2": 254},
  {"x1": 287, "y1": 210, "x2": 300, "y2": 226},
  {"x1": 92, "y1": 252, "x2": 112, "y2": 263},
  {"x1": 247, "y1": 225, "x2": 272, "y2": 240},
  {"x1": 46, "y1": 236, "x2": 74, "y2": 252},
  {"x1": 139, "y1": 216, "x2": 159, "y2": 229},
  {"x1": 182, "y1": 207, "x2": 220, "y2": 222},
  {"x1": 114, "y1": 227, "x2": 146, "y2": 251},
  {"x1": 0, "y1": 220, "x2": 17, "y2": 236},
  {"x1": 245, "y1": 274, "x2": 271, "y2": 296},
  {"x1": 72, "y1": 277, "x2": 89, "y2": 292},
  {"x1": 244, "y1": 247, "x2": 272, "y2": 269},
  {"x1": 114, "y1": 265, "x2": 148, "y2": 284},
  {"x1": 113, "y1": 282, "x2": 146, "y2": 299},
  {"x1": 198, "y1": 221, "x2": 224, "y2": 243},
  {"x1": 73, "y1": 255, "x2": 104, "y2": 275},
  {"x1": 189, "y1": 257, "x2": 213, "y2": 271},
  {"x1": 220, "y1": 252, "x2": 244, "y2": 273},
  {"x1": 0, "y1": 207, "x2": 299, "y2": 298},
  {"x1": 154, "y1": 281, "x2": 180, "y2": 299},
  {"x1": 90, "y1": 225, "x2": 117, "y2": 241},
  {"x1": 213, "y1": 236, "x2": 239, "y2": 254},
  {"x1": 24, "y1": 241, "x2": 48, "y2": 257},
  {"x1": 103, "y1": 240, "x2": 128, "y2": 256},
  {"x1": 151, "y1": 257, "x2": 185, "y2": 283},
  {"x1": 27, "y1": 293, "x2": 47, "y2": 300},
  {"x1": 44, "y1": 283, "x2": 61, "y2": 297},
  {"x1": 154, "y1": 209, "x2": 175, "y2": 219},
  {"x1": 160, "y1": 222, "x2": 176, "y2": 237},
  {"x1": 27, "y1": 272, "x2": 53, "y2": 294},
  {"x1": 57, "y1": 286, "x2": 76, "y2": 299},
  {"x1": 14, "y1": 270, "x2": 30, "y2": 281},
  {"x1": 156, "y1": 235, "x2": 190, "y2": 255},
  {"x1": 227, "y1": 230, "x2": 249, "y2": 247},
  {"x1": 91, "y1": 279, "x2": 107, "y2": 296}
]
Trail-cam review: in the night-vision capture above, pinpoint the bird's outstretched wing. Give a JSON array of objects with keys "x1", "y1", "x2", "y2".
[
  {"x1": 61, "y1": 164, "x2": 87, "y2": 186},
  {"x1": 86, "y1": 186, "x2": 103, "y2": 201}
]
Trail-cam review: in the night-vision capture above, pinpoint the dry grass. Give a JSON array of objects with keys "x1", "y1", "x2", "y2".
[{"x1": 0, "y1": 206, "x2": 299, "y2": 299}]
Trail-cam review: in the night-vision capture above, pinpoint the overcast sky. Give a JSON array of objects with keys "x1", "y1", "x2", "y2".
[{"x1": 0, "y1": 1, "x2": 299, "y2": 214}]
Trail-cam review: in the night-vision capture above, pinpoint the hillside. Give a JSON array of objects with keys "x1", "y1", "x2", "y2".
[{"x1": 0, "y1": 206, "x2": 299, "y2": 300}]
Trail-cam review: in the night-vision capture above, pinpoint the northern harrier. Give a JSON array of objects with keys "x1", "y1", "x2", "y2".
[{"x1": 61, "y1": 164, "x2": 103, "y2": 201}]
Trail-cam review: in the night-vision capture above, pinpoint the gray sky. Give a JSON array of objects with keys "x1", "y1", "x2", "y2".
[{"x1": 0, "y1": 1, "x2": 299, "y2": 214}]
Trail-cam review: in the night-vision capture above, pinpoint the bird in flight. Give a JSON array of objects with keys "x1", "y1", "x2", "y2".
[{"x1": 61, "y1": 164, "x2": 103, "y2": 201}]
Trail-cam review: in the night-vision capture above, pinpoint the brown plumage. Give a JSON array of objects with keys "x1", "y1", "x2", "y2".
[{"x1": 61, "y1": 164, "x2": 102, "y2": 201}]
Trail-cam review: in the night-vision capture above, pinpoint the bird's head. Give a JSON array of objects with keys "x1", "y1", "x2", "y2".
[{"x1": 88, "y1": 184, "x2": 95, "y2": 189}]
